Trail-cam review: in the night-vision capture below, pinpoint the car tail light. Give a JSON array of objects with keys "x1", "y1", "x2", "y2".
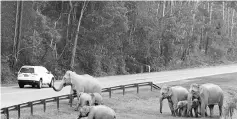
[{"x1": 32, "y1": 73, "x2": 37, "y2": 75}]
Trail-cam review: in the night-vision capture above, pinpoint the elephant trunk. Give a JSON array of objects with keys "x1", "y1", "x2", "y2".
[
  {"x1": 160, "y1": 97, "x2": 164, "y2": 113},
  {"x1": 52, "y1": 80, "x2": 64, "y2": 92}
]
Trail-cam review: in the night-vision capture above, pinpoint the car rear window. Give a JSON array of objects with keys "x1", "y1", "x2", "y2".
[{"x1": 20, "y1": 68, "x2": 34, "y2": 73}]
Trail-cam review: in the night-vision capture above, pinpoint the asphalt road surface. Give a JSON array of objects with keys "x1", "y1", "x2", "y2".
[{"x1": 1, "y1": 64, "x2": 237, "y2": 108}]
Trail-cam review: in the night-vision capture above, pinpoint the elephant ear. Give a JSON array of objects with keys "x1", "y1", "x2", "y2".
[{"x1": 167, "y1": 86, "x2": 173, "y2": 97}]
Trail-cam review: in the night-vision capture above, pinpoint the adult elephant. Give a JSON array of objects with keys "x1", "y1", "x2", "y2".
[
  {"x1": 68, "y1": 74, "x2": 94, "y2": 104},
  {"x1": 188, "y1": 83, "x2": 224, "y2": 117},
  {"x1": 159, "y1": 85, "x2": 189, "y2": 116},
  {"x1": 52, "y1": 71, "x2": 102, "y2": 104}
]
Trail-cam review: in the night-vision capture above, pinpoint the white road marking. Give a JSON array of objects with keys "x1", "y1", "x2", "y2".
[{"x1": 1, "y1": 89, "x2": 50, "y2": 95}]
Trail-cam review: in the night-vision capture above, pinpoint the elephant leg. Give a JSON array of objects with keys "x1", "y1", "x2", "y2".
[
  {"x1": 191, "y1": 109, "x2": 194, "y2": 117},
  {"x1": 184, "y1": 108, "x2": 188, "y2": 117},
  {"x1": 74, "y1": 93, "x2": 82, "y2": 111},
  {"x1": 189, "y1": 109, "x2": 193, "y2": 117},
  {"x1": 75, "y1": 101, "x2": 81, "y2": 111},
  {"x1": 178, "y1": 108, "x2": 182, "y2": 117},
  {"x1": 172, "y1": 101, "x2": 178, "y2": 116},
  {"x1": 69, "y1": 88, "x2": 73, "y2": 104},
  {"x1": 194, "y1": 107, "x2": 198, "y2": 117},
  {"x1": 168, "y1": 101, "x2": 175, "y2": 116},
  {"x1": 230, "y1": 108, "x2": 233, "y2": 117},
  {"x1": 205, "y1": 106, "x2": 208, "y2": 117},
  {"x1": 208, "y1": 105, "x2": 214, "y2": 117},
  {"x1": 200, "y1": 102, "x2": 206, "y2": 117},
  {"x1": 218, "y1": 103, "x2": 223, "y2": 116},
  {"x1": 182, "y1": 108, "x2": 187, "y2": 117}
]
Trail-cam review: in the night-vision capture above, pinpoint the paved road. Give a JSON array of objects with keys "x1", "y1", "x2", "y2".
[{"x1": 1, "y1": 64, "x2": 237, "y2": 108}]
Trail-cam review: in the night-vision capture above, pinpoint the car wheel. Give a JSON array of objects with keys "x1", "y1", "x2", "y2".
[
  {"x1": 37, "y1": 80, "x2": 42, "y2": 89},
  {"x1": 19, "y1": 83, "x2": 24, "y2": 88},
  {"x1": 49, "y1": 78, "x2": 54, "y2": 87},
  {"x1": 32, "y1": 85, "x2": 36, "y2": 88}
]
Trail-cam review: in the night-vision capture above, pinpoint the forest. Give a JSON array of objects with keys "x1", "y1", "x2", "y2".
[{"x1": 1, "y1": 1, "x2": 237, "y2": 83}]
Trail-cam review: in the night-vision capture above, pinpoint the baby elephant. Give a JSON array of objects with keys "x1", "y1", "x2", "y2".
[
  {"x1": 75, "y1": 93, "x2": 93, "y2": 111},
  {"x1": 90, "y1": 93, "x2": 103, "y2": 106},
  {"x1": 176, "y1": 100, "x2": 188, "y2": 117},
  {"x1": 77, "y1": 105, "x2": 116, "y2": 119},
  {"x1": 189, "y1": 99, "x2": 200, "y2": 117},
  {"x1": 176, "y1": 99, "x2": 200, "y2": 117}
]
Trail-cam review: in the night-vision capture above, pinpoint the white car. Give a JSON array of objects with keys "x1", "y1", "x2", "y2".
[{"x1": 17, "y1": 66, "x2": 55, "y2": 89}]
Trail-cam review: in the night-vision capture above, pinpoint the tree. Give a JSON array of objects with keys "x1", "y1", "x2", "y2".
[
  {"x1": 12, "y1": 1, "x2": 23, "y2": 69},
  {"x1": 70, "y1": 1, "x2": 88, "y2": 70}
]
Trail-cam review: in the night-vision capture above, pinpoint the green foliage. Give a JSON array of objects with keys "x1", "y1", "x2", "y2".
[{"x1": 1, "y1": 1, "x2": 237, "y2": 83}]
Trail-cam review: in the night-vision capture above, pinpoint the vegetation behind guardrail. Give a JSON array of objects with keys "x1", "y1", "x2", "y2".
[{"x1": 1, "y1": 82, "x2": 160, "y2": 119}]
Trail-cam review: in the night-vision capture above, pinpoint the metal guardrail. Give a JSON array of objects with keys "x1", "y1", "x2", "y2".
[{"x1": 1, "y1": 82, "x2": 160, "y2": 119}]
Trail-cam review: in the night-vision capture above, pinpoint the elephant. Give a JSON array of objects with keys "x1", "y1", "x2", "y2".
[
  {"x1": 187, "y1": 92, "x2": 201, "y2": 117},
  {"x1": 175, "y1": 99, "x2": 200, "y2": 117},
  {"x1": 190, "y1": 98, "x2": 200, "y2": 117},
  {"x1": 159, "y1": 85, "x2": 189, "y2": 116},
  {"x1": 75, "y1": 92, "x2": 93, "y2": 111},
  {"x1": 175, "y1": 100, "x2": 188, "y2": 117},
  {"x1": 90, "y1": 93, "x2": 103, "y2": 106},
  {"x1": 69, "y1": 74, "x2": 94, "y2": 104},
  {"x1": 77, "y1": 105, "x2": 116, "y2": 119},
  {"x1": 52, "y1": 71, "x2": 102, "y2": 105},
  {"x1": 188, "y1": 83, "x2": 224, "y2": 117}
]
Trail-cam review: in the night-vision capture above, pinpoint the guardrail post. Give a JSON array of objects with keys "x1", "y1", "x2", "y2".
[
  {"x1": 42, "y1": 100, "x2": 46, "y2": 112},
  {"x1": 109, "y1": 88, "x2": 112, "y2": 98},
  {"x1": 122, "y1": 85, "x2": 125, "y2": 95},
  {"x1": 55, "y1": 97, "x2": 59, "y2": 110},
  {"x1": 69, "y1": 94, "x2": 73, "y2": 107},
  {"x1": 136, "y1": 84, "x2": 139, "y2": 94},
  {"x1": 4, "y1": 108, "x2": 9, "y2": 119},
  {"x1": 28, "y1": 102, "x2": 33, "y2": 115},
  {"x1": 150, "y1": 82, "x2": 153, "y2": 91},
  {"x1": 16, "y1": 105, "x2": 20, "y2": 119}
]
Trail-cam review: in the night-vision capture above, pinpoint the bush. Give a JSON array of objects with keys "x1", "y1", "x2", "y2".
[{"x1": 1, "y1": 56, "x2": 16, "y2": 84}]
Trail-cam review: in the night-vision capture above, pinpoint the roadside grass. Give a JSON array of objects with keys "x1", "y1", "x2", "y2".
[{"x1": 1, "y1": 73, "x2": 237, "y2": 119}]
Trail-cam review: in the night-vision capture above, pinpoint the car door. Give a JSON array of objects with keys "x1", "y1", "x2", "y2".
[
  {"x1": 43, "y1": 67, "x2": 51, "y2": 83},
  {"x1": 41, "y1": 67, "x2": 49, "y2": 83}
]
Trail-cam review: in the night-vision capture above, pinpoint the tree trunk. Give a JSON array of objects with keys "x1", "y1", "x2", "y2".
[
  {"x1": 231, "y1": 9, "x2": 235, "y2": 42},
  {"x1": 33, "y1": 30, "x2": 36, "y2": 55},
  {"x1": 170, "y1": 0, "x2": 173, "y2": 14},
  {"x1": 66, "y1": 1, "x2": 73, "y2": 47},
  {"x1": 207, "y1": 2, "x2": 209, "y2": 13},
  {"x1": 199, "y1": 27, "x2": 203, "y2": 50},
  {"x1": 223, "y1": 1, "x2": 225, "y2": 21},
  {"x1": 12, "y1": 1, "x2": 23, "y2": 69},
  {"x1": 205, "y1": 35, "x2": 209, "y2": 55},
  {"x1": 13, "y1": 1, "x2": 20, "y2": 58},
  {"x1": 227, "y1": 7, "x2": 229, "y2": 36},
  {"x1": 210, "y1": 2, "x2": 212, "y2": 24},
  {"x1": 156, "y1": 1, "x2": 159, "y2": 20},
  {"x1": 70, "y1": 1, "x2": 87, "y2": 70},
  {"x1": 163, "y1": 1, "x2": 165, "y2": 17},
  {"x1": 54, "y1": 44, "x2": 58, "y2": 60}
]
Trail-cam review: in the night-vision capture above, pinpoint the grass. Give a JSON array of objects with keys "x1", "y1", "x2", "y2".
[{"x1": 1, "y1": 73, "x2": 237, "y2": 119}]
